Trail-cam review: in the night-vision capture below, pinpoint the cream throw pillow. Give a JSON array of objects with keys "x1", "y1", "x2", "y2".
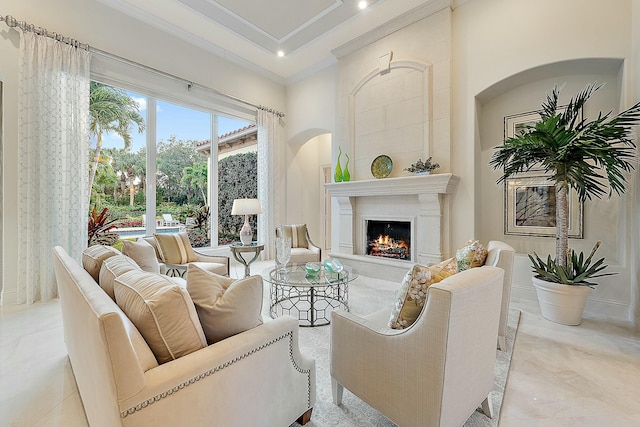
[
  {"x1": 122, "y1": 238, "x2": 161, "y2": 273},
  {"x1": 186, "y1": 264, "x2": 263, "y2": 344},
  {"x1": 142, "y1": 236, "x2": 163, "y2": 260},
  {"x1": 82, "y1": 245, "x2": 121, "y2": 282},
  {"x1": 99, "y1": 255, "x2": 141, "y2": 301},
  {"x1": 456, "y1": 239, "x2": 488, "y2": 271},
  {"x1": 114, "y1": 270, "x2": 206, "y2": 364},
  {"x1": 154, "y1": 232, "x2": 198, "y2": 264},
  {"x1": 388, "y1": 257, "x2": 458, "y2": 329},
  {"x1": 279, "y1": 224, "x2": 308, "y2": 248}
]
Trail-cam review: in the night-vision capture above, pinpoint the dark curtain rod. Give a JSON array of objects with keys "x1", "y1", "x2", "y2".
[{"x1": 0, "y1": 14, "x2": 284, "y2": 117}]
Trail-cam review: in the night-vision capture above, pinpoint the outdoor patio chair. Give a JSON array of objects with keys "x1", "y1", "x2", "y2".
[{"x1": 162, "y1": 213, "x2": 180, "y2": 226}]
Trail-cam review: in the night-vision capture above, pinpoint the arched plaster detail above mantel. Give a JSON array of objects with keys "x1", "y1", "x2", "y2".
[{"x1": 348, "y1": 59, "x2": 433, "y2": 181}]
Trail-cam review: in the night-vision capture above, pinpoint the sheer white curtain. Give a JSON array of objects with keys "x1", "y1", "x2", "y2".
[
  {"x1": 257, "y1": 109, "x2": 284, "y2": 259},
  {"x1": 17, "y1": 31, "x2": 91, "y2": 303}
]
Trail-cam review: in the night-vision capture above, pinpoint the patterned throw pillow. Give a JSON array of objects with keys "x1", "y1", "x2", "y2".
[
  {"x1": 388, "y1": 257, "x2": 458, "y2": 329},
  {"x1": 154, "y1": 232, "x2": 198, "y2": 264},
  {"x1": 456, "y1": 240, "x2": 488, "y2": 271},
  {"x1": 114, "y1": 270, "x2": 207, "y2": 364},
  {"x1": 186, "y1": 264, "x2": 263, "y2": 344}
]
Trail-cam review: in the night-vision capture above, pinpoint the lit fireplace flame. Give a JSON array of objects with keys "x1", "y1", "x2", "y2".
[{"x1": 368, "y1": 234, "x2": 410, "y2": 259}]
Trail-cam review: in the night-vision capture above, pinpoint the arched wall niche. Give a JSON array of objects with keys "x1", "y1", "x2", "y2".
[
  {"x1": 348, "y1": 59, "x2": 433, "y2": 180},
  {"x1": 286, "y1": 129, "x2": 332, "y2": 246},
  {"x1": 474, "y1": 57, "x2": 631, "y2": 320}
]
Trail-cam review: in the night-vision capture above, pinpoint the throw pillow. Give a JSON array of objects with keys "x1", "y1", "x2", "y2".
[
  {"x1": 82, "y1": 245, "x2": 121, "y2": 282},
  {"x1": 186, "y1": 263, "x2": 263, "y2": 344},
  {"x1": 142, "y1": 236, "x2": 162, "y2": 260},
  {"x1": 280, "y1": 224, "x2": 308, "y2": 248},
  {"x1": 114, "y1": 270, "x2": 207, "y2": 364},
  {"x1": 154, "y1": 232, "x2": 198, "y2": 264},
  {"x1": 99, "y1": 255, "x2": 142, "y2": 301},
  {"x1": 122, "y1": 238, "x2": 161, "y2": 273},
  {"x1": 388, "y1": 257, "x2": 458, "y2": 329},
  {"x1": 456, "y1": 240, "x2": 488, "y2": 271}
]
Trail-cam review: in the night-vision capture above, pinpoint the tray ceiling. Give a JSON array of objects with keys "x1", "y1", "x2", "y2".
[{"x1": 100, "y1": 0, "x2": 452, "y2": 82}]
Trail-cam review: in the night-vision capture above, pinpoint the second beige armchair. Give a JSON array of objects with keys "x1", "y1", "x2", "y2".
[
  {"x1": 276, "y1": 224, "x2": 321, "y2": 264},
  {"x1": 330, "y1": 266, "x2": 504, "y2": 427},
  {"x1": 484, "y1": 240, "x2": 515, "y2": 350}
]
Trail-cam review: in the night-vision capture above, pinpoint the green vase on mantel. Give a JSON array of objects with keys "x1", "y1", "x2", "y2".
[
  {"x1": 334, "y1": 146, "x2": 343, "y2": 182},
  {"x1": 343, "y1": 153, "x2": 351, "y2": 182}
]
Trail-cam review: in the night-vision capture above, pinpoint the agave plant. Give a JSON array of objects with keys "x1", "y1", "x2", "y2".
[
  {"x1": 491, "y1": 83, "x2": 640, "y2": 279},
  {"x1": 529, "y1": 241, "x2": 615, "y2": 288}
]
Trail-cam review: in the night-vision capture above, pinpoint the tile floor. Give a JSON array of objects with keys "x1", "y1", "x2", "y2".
[{"x1": 1, "y1": 259, "x2": 639, "y2": 427}]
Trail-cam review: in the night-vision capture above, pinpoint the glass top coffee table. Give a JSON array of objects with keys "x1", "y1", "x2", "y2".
[{"x1": 263, "y1": 264, "x2": 358, "y2": 327}]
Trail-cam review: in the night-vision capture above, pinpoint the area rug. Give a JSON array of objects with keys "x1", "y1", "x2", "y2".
[{"x1": 281, "y1": 275, "x2": 521, "y2": 427}]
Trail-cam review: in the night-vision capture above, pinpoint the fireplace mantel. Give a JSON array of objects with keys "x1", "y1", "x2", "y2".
[
  {"x1": 324, "y1": 173, "x2": 460, "y2": 281},
  {"x1": 324, "y1": 173, "x2": 459, "y2": 197}
]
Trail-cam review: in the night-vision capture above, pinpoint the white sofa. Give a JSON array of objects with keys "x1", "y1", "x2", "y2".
[{"x1": 53, "y1": 246, "x2": 315, "y2": 427}]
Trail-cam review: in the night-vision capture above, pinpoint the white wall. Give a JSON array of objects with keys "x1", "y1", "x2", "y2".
[
  {"x1": 0, "y1": 0, "x2": 286, "y2": 303},
  {"x1": 632, "y1": 0, "x2": 640, "y2": 330},
  {"x1": 452, "y1": 0, "x2": 636, "y2": 321},
  {"x1": 285, "y1": 65, "x2": 337, "y2": 143},
  {"x1": 335, "y1": 9, "x2": 452, "y2": 178},
  {"x1": 285, "y1": 134, "x2": 332, "y2": 243},
  {"x1": 284, "y1": 65, "x2": 337, "y2": 247}
]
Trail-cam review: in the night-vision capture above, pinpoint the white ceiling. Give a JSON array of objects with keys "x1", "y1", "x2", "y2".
[{"x1": 99, "y1": 0, "x2": 452, "y2": 83}]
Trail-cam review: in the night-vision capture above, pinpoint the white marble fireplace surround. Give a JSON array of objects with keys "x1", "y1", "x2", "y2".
[{"x1": 325, "y1": 173, "x2": 459, "y2": 282}]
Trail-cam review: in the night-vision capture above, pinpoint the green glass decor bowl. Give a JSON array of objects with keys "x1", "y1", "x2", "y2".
[
  {"x1": 305, "y1": 262, "x2": 321, "y2": 276},
  {"x1": 323, "y1": 258, "x2": 344, "y2": 273}
]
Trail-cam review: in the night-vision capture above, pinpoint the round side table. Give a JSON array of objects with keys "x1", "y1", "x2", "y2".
[{"x1": 229, "y1": 242, "x2": 264, "y2": 277}]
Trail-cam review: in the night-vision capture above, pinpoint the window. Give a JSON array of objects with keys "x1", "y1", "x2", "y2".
[{"x1": 88, "y1": 81, "x2": 256, "y2": 248}]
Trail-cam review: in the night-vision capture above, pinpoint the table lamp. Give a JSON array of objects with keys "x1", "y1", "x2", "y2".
[{"x1": 231, "y1": 198, "x2": 263, "y2": 245}]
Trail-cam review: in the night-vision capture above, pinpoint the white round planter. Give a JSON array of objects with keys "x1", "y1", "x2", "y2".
[{"x1": 532, "y1": 277, "x2": 592, "y2": 325}]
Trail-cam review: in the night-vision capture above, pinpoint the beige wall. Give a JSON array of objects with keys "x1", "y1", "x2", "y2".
[
  {"x1": 284, "y1": 65, "x2": 337, "y2": 244},
  {"x1": 335, "y1": 8, "x2": 452, "y2": 179},
  {"x1": 452, "y1": 0, "x2": 635, "y2": 321},
  {"x1": 285, "y1": 134, "x2": 332, "y2": 244}
]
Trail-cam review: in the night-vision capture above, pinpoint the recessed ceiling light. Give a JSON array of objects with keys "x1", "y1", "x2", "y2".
[
  {"x1": 277, "y1": 50, "x2": 285, "y2": 58},
  {"x1": 358, "y1": 1, "x2": 368, "y2": 10}
]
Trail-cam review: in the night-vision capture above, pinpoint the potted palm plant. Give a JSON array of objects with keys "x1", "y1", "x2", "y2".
[{"x1": 490, "y1": 83, "x2": 640, "y2": 325}]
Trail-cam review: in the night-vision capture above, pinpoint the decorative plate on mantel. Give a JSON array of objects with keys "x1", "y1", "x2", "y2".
[{"x1": 371, "y1": 155, "x2": 393, "y2": 179}]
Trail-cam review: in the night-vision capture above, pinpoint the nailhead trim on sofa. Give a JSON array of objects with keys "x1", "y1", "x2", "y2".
[{"x1": 121, "y1": 331, "x2": 312, "y2": 417}]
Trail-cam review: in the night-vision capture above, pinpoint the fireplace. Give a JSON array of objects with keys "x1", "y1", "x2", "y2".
[
  {"x1": 324, "y1": 173, "x2": 460, "y2": 281},
  {"x1": 365, "y1": 220, "x2": 411, "y2": 260}
]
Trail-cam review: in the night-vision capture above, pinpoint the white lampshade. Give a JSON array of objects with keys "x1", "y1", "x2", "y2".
[{"x1": 231, "y1": 198, "x2": 263, "y2": 215}]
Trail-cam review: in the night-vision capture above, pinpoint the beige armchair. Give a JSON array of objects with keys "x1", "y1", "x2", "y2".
[
  {"x1": 330, "y1": 266, "x2": 504, "y2": 427},
  {"x1": 484, "y1": 240, "x2": 515, "y2": 350},
  {"x1": 143, "y1": 233, "x2": 229, "y2": 278},
  {"x1": 275, "y1": 224, "x2": 321, "y2": 264}
]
